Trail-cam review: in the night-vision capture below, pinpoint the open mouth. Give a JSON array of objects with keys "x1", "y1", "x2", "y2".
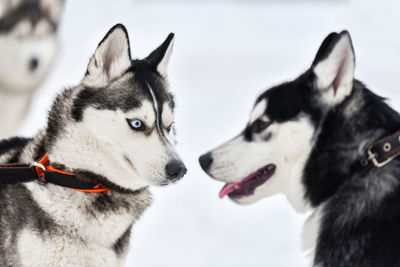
[{"x1": 219, "y1": 164, "x2": 276, "y2": 199}]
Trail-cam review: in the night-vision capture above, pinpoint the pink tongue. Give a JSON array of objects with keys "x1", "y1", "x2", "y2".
[{"x1": 219, "y1": 182, "x2": 241, "y2": 199}]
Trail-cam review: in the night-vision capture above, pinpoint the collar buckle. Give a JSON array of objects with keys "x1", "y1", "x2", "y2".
[
  {"x1": 367, "y1": 146, "x2": 399, "y2": 168},
  {"x1": 30, "y1": 161, "x2": 46, "y2": 184}
]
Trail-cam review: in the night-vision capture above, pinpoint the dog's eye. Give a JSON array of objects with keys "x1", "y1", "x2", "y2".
[
  {"x1": 127, "y1": 119, "x2": 146, "y2": 131},
  {"x1": 166, "y1": 122, "x2": 174, "y2": 133},
  {"x1": 252, "y1": 119, "x2": 271, "y2": 133}
]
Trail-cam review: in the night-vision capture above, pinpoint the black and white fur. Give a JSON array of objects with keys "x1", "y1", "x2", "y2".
[
  {"x1": 0, "y1": 0, "x2": 63, "y2": 139},
  {"x1": 200, "y1": 31, "x2": 400, "y2": 266},
  {"x1": 0, "y1": 24, "x2": 186, "y2": 266}
]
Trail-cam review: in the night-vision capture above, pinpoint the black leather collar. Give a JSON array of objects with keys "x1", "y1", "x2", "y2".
[{"x1": 360, "y1": 130, "x2": 400, "y2": 169}]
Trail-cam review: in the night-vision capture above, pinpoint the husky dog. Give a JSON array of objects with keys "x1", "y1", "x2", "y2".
[
  {"x1": 200, "y1": 31, "x2": 400, "y2": 266},
  {"x1": 0, "y1": 24, "x2": 186, "y2": 266},
  {"x1": 0, "y1": 0, "x2": 63, "y2": 139}
]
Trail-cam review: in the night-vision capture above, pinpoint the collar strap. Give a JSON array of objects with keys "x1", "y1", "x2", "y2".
[
  {"x1": 361, "y1": 130, "x2": 400, "y2": 168},
  {"x1": 0, "y1": 153, "x2": 111, "y2": 193}
]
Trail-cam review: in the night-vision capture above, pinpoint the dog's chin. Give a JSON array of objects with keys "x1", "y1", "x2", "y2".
[
  {"x1": 230, "y1": 194, "x2": 261, "y2": 205},
  {"x1": 121, "y1": 155, "x2": 177, "y2": 187},
  {"x1": 143, "y1": 177, "x2": 181, "y2": 187},
  {"x1": 216, "y1": 164, "x2": 276, "y2": 203}
]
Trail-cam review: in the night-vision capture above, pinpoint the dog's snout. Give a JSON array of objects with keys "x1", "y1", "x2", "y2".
[
  {"x1": 199, "y1": 152, "x2": 213, "y2": 171},
  {"x1": 165, "y1": 160, "x2": 187, "y2": 180},
  {"x1": 29, "y1": 57, "x2": 39, "y2": 72}
]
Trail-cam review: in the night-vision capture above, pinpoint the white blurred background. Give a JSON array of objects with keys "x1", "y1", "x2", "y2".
[{"x1": 9, "y1": 0, "x2": 400, "y2": 266}]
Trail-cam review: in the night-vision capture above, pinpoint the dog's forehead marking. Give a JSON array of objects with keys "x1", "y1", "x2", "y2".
[
  {"x1": 145, "y1": 81, "x2": 166, "y2": 137},
  {"x1": 249, "y1": 99, "x2": 267, "y2": 124}
]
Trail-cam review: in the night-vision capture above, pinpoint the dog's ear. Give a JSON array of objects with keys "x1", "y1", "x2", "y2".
[
  {"x1": 311, "y1": 31, "x2": 355, "y2": 105},
  {"x1": 40, "y1": 0, "x2": 65, "y2": 24},
  {"x1": 1, "y1": 0, "x2": 22, "y2": 15},
  {"x1": 83, "y1": 24, "x2": 131, "y2": 88},
  {"x1": 145, "y1": 33, "x2": 174, "y2": 77}
]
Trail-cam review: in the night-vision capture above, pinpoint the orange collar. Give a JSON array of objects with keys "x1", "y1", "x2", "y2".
[{"x1": 32, "y1": 153, "x2": 112, "y2": 193}]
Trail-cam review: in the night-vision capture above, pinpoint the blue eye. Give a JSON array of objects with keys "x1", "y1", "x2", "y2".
[
  {"x1": 131, "y1": 120, "x2": 141, "y2": 128},
  {"x1": 127, "y1": 119, "x2": 145, "y2": 131}
]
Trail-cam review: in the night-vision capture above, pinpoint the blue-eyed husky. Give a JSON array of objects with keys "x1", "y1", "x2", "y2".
[
  {"x1": 0, "y1": 24, "x2": 186, "y2": 266},
  {"x1": 200, "y1": 31, "x2": 400, "y2": 266},
  {"x1": 0, "y1": 0, "x2": 64, "y2": 139}
]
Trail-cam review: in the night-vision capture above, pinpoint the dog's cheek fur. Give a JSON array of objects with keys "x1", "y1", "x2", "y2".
[
  {"x1": 209, "y1": 117, "x2": 315, "y2": 209},
  {"x1": 161, "y1": 102, "x2": 175, "y2": 143},
  {"x1": 80, "y1": 105, "x2": 174, "y2": 186}
]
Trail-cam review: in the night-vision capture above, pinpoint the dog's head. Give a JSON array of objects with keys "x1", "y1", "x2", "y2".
[
  {"x1": 0, "y1": 0, "x2": 63, "y2": 93},
  {"x1": 51, "y1": 24, "x2": 186, "y2": 191},
  {"x1": 200, "y1": 31, "x2": 355, "y2": 210}
]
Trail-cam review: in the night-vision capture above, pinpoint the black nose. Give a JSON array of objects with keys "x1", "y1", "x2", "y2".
[
  {"x1": 165, "y1": 160, "x2": 187, "y2": 180},
  {"x1": 29, "y1": 57, "x2": 39, "y2": 71},
  {"x1": 199, "y1": 152, "x2": 213, "y2": 171}
]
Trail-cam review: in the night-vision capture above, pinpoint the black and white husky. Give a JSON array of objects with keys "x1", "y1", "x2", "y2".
[
  {"x1": 200, "y1": 31, "x2": 400, "y2": 266},
  {"x1": 0, "y1": 24, "x2": 186, "y2": 266},
  {"x1": 0, "y1": 0, "x2": 63, "y2": 139}
]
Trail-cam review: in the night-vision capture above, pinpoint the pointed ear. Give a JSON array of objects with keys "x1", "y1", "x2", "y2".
[
  {"x1": 312, "y1": 31, "x2": 355, "y2": 104},
  {"x1": 40, "y1": 0, "x2": 65, "y2": 24},
  {"x1": 83, "y1": 24, "x2": 131, "y2": 88},
  {"x1": 145, "y1": 33, "x2": 174, "y2": 77}
]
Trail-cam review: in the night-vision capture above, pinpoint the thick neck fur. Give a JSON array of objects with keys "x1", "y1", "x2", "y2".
[
  {"x1": 0, "y1": 90, "x2": 32, "y2": 139},
  {"x1": 303, "y1": 81, "x2": 400, "y2": 266},
  {"x1": 303, "y1": 80, "x2": 400, "y2": 207}
]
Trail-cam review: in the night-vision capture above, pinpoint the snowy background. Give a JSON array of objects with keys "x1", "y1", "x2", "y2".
[{"x1": 10, "y1": 0, "x2": 400, "y2": 266}]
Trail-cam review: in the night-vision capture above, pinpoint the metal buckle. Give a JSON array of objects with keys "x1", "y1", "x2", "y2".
[
  {"x1": 367, "y1": 146, "x2": 400, "y2": 168},
  {"x1": 30, "y1": 162, "x2": 46, "y2": 184}
]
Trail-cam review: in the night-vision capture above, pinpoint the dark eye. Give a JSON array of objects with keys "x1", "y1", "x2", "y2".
[
  {"x1": 252, "y1": 119, "x2": 271, "y2": 133},
  {"x1": 166, "y1": 122, "x2": 174, "y2": 133},
  {"x1": 127, "y1": 119, "x2": 146, "y2": 131}
]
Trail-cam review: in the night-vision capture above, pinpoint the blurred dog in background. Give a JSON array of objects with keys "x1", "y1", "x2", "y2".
[{"x1": 0, "y1": 0, "x2": 64, "y2": 139}]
